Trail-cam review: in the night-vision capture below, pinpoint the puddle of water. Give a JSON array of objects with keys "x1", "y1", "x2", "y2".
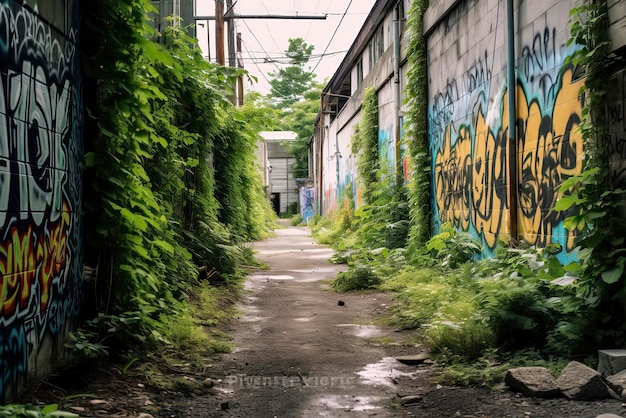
[
  {"x1": 248, "y1": 274, "x2": 295, "y2": 280},
  {"x1": 244, "y1": 280, "x2": 264, "y2": 292},
  {"x1": 356, "y1": 357, "x2": 424, "y2": 387},
  {"x1": 336, "y1": 324, "x2": 385, "y2": 338},
  {"x1": 255, "y1": 248, "x2": 332, "y2": 255},
  {"x1": 290, "y1": 267, "x2": 341, "y2": 273},
  {"x1": 302, "y1": 253, "x2": 336, "y2": 260},
  {"x1": 314, "y1": 394, "x2": 383, "y2": 412}
]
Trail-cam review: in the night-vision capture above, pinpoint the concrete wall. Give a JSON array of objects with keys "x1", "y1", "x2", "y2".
[
  {"x1": 426, "y1": 0, "x2": 583, "y2": 261},
  {"x1": 0, "y1": 0, "x2": 83, "y2": 400},
  {"x1": 320, "y1": 1, "x2": 409, "y2": 214}
]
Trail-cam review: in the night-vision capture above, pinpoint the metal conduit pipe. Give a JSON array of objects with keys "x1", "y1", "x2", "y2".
[
  {"x1": 393, "y1": 3, "x2": 402, "y2": 179},
  {"x1": 507, "y1": 0, "x2": 518, "y2": 241}
]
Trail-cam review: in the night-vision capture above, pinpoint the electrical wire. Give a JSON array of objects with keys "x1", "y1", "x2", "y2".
[
  {"x1": 240, "y1": 38, "x2": 274, "y2": 86},
  {"x1": 240, "y1": 18, "x2": 282, "y2": 73},
  {"x1": 310, "y1": 0, "x2": 353, "y2": 74},
  {"x1": 243, "y1": 49, "x2": 348, "y2": 61}
]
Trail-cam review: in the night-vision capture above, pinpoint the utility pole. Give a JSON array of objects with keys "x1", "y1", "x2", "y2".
[
  {"x1": 237, "y1": 32, "x2": 244, "y2": 106},
  {"x1": 215, "y1": 0, "x2": 225, "y2": 65},
  {"x1": 226, "y1": 0, "x2": 236, "y2": 68}
]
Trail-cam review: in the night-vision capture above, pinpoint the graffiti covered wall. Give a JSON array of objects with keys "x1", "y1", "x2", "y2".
[
  {"x1": 426, "y1": 0, "x2": 583, "y2": 261},
  {"x1": 321, "y1": 117, "x2": 359, "y2": 214},
  {"x1": 0, "y1": 0, "x2": 83, "y2": 399}
]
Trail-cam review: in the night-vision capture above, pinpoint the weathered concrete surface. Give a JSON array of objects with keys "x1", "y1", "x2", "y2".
[{"x1": 168, "y1": 220, "x2": 418, "y2": 417}]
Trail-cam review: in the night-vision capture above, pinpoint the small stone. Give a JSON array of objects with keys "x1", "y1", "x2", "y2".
[
  {"x1": 607, "y1": 369, "x2": 626, "y2": 395},
  {"x1": 220, "y1": 402, "x2": 230, "y2": 410},
  {"x1": 598, "y1": 350, "x2": 626, "y2": 377},
  {"x1": 338, "y1": 300, "x2": 345, "y2": 306},
  {"x1": 69, "y1": 407, "x2": 86, "y2": 413},
  {"x1": 505, "y1": 367, "x2": 560, "y2": 398},
  {"x1": 395, "y1": 354, "x2": 431, "y2": 365},
  {"x1": 137, "y1": 383, "x2": 145, "y2": 388},
  {"x1": 400, "y1": 395, "x2": 422, "y2": 406},
  {"x1": 595, "y1": 415, "x2": 624, "y2": 418},
  {"x1": 89, "y1": 399, "x2": 110, "y2": 410},
  {"x1": 136, "y1": 414, "x2": 154, "y2": 418}
]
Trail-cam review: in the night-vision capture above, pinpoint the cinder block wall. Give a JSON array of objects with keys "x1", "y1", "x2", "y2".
[
  {"x1": 425, "y1": 0, "x2": 584, "y2": 261},
  {"x1": 0, "y1": 0, "x2": 83, "y2": 401}
]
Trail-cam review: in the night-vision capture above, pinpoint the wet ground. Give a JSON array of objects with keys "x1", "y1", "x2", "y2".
[
  {"x1": 156, "y1": 220, "x2": 626, "y2": 418},
  {"x1": 158, "y1": 220, "x2": 423, "y2": 417}
]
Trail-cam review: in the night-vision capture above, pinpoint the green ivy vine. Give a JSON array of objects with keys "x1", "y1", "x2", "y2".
[
  {"x1": 556, "y1": 0, "x2": 626, "y2": 344},
  {"x1": 351, "y1": 87, "x2": 380, "y2": 206},
  {"x1": 348, "y1": 88, "x2": 409, "y2": 250},
  {"x1": 404, "y1": 0, "x2": 431, "y2": 247}
]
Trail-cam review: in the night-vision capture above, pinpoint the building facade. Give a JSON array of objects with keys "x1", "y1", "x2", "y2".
[
  {"x1": 314, "y1": 0, "x2": 626, "y2": 261},
  {"x1": 315, "y1": 0, "x2": 410, "y2": 215},
  {"x1": 260, "y1": 131, "x2": 299, "y2": 215}
]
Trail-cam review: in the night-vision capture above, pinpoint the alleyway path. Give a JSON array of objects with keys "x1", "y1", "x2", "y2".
[
  {"x1": 149, "y1": 221, "x2": 626, "y2": 418},
  {"x1": 174, "y1": 220, "x2": 418, "y2": 417}
]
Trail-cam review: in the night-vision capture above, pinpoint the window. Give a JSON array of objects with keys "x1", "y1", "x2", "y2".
[
  {"x1": 356, "y1": 58, "x2": 364, "y2": 88},
  {"x1": 399, "y1": 1, "x2": 406, "y2": 34},
  {"x1": 368, "y1": 25, "x2": 384, "y2": 69}
]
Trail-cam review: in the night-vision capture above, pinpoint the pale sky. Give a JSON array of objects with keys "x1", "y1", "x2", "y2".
[{"x1": 194, "y1": 0, "x2": 376, "y2": 95}]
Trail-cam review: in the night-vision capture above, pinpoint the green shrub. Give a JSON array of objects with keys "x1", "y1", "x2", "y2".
[
  {"x1": 422, "y1": 222, "x2": 481, "y2": 268},
  {"x1": 333, "y1": 266, "x2": 381, "y2": 292}
]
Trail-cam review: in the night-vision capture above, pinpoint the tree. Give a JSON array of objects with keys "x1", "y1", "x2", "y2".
[
  {"x1": 268, "y1": 38, "x2": 316, "y2": 109},
  {"x1": 282, "y1": 83, "x2": 323, "y2": 178}
]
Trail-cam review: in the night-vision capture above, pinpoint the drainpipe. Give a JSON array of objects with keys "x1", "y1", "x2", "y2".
[
  {"x1": 335, "y1": 131, "x2": 341, "y2": 205},
  {"x1": 393, "y1": 3, "x2": 402, "y2": 180},
  {"x1": 506, "y1": 0, "x2": 518, "y2": 242}
]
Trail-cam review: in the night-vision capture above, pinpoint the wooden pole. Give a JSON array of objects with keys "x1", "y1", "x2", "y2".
[
  {"x1": 226, "y1": 0, "x2": 236, "y2": 68},
  {"x1": 237, "y1": 32, "x2": 244, "y2": 106},
  {"x1": 215, "y1": 0, "x2": 225, "y2": 65}
]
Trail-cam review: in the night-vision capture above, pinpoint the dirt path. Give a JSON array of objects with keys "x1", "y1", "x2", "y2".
[{"x1": 161, "y1": 220, "x2": 422, "y2": 417}]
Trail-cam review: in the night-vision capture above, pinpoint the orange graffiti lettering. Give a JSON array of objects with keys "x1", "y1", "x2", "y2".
[{"x1": 0, "y1": 204, "x2": 71, "y2": 321}]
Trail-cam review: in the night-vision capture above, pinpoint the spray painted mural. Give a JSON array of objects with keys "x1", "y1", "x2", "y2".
[
  {"x1": 428, "y1": 2, "x2": 584, "y2": 262},
  {"x1": 0, "y1": 0, "x2": 83, "y2": 398},
  {"x1": 300, "y1": 187, "x2": 315, "y2": 222}
]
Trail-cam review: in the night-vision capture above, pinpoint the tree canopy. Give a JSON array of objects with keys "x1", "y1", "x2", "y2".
[{"x1": 268, "y1": 38, "x2": 316, "y2": 109}]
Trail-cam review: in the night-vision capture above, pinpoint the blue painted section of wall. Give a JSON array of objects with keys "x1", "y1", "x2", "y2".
[{"x1": 300, "y1": 187, "x2": 315, "y2": 222}]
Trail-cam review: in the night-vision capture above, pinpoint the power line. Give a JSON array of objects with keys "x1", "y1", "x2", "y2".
[
  {"x1": 310, "y1": 0, "x2": 353, "y2": 74},
  {"x1": 240, "y1": 18, "x2": 282, "y2": 73},
  {"x1": 243, "y1": 49, "x2": 348, "y2": 60},
  {"x1": 241, "y1": 44, "x2": 273, "y2": 88}
]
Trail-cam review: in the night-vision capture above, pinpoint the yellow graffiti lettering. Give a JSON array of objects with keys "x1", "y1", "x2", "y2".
[
  {"x1": 0, "y1": 226, "x2": 36, "y2": 316},
  {"x1": 518, "y1": 68, "x2": 584, "y2": 250},
  {"x1": 433, "y1": 65, "x2": 584, "y2": 253},
  {"x1": 36, "y1": 208, "x2": 70, "y2": 312},
  {"x1": 0, "y1": 206, "x2": 71, "y2": 321}
]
